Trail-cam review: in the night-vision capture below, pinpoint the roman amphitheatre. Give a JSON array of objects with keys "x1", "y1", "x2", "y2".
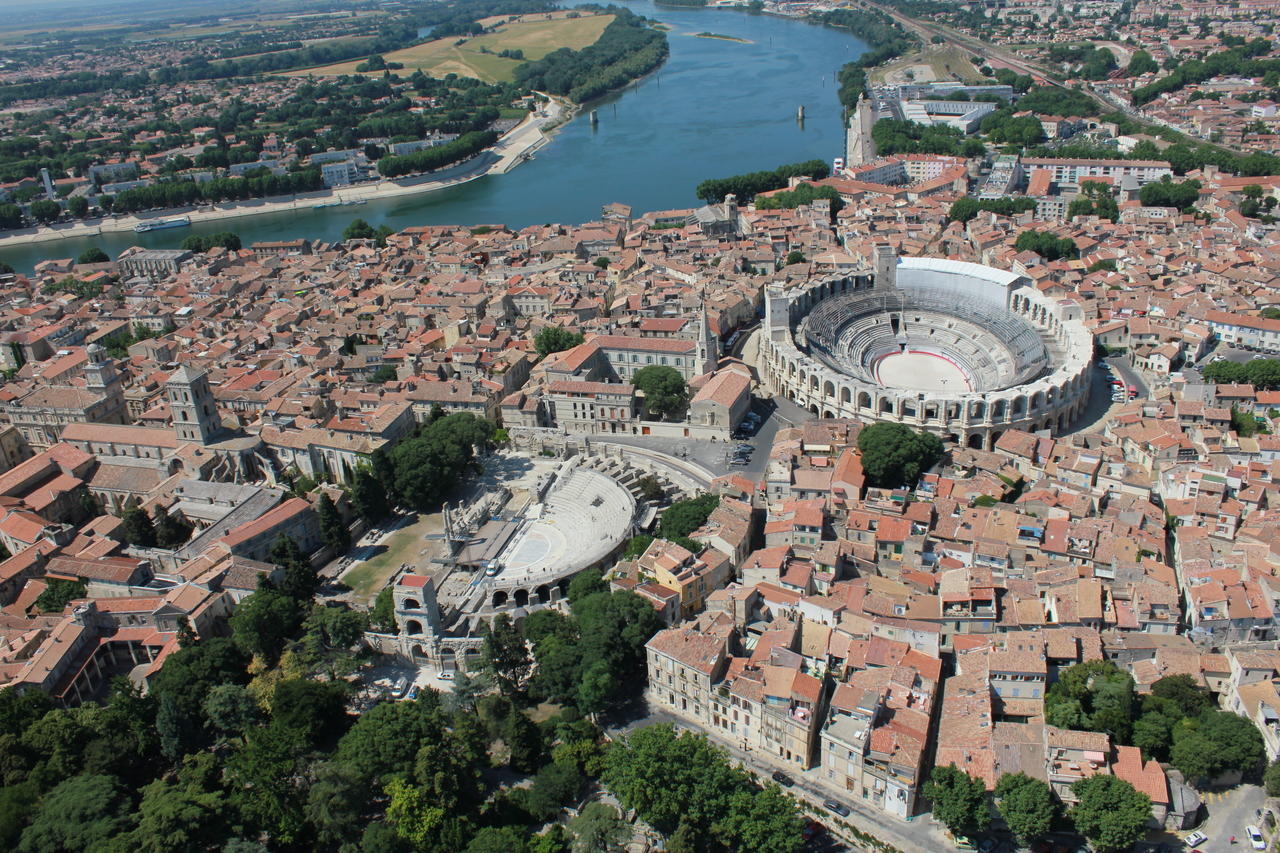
[
  {"x1": 286, "y1": 11, "x2": 615, "y2": 83},
  {"x1": 760, "y1": 248, "x2": 1093, "y2": 450}
]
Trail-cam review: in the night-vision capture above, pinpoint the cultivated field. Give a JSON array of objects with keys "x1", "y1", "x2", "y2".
[{"x1": 286, "y1": 13, "x2": 614, "y2": 83}]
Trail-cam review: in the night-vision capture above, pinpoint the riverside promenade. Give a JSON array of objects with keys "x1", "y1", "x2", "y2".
[{"x1": 0, "y1": 98, "x2": 568, "y2": 251}]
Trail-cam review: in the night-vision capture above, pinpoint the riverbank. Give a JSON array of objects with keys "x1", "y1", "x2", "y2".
[
  {"x1": 0, "y1": 99, "x2": 567, "y2": 253},
  {"x1": 0, "y1": 0, "x2": 854, "y2": 273}
]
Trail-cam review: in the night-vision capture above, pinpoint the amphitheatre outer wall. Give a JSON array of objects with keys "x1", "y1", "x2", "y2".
[{"x1": 760, "y1": 255, "x2": 1093, "y2": 450}]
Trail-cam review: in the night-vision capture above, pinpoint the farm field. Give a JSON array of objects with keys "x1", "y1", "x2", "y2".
[{"x1": 286, "y1": 12, "x2": 614, "y2": 83}]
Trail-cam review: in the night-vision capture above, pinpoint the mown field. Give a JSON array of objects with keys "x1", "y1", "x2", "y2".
[{"x1": 286, "y1": 12, "x2": 614, "y2": 83}]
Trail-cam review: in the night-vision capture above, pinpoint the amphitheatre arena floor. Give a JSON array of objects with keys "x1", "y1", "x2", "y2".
[{"x1": 874, "y1": 350, "x2": 973, "y2": 392}]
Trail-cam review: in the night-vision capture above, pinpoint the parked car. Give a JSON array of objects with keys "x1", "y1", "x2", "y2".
[
  {"x1": 438, "y1": 670, "x2": 454, "y2": 680},
  {"x1": 771, "y1": 771, "x2": 794, "y2": 787},
  {"x1": 1247, "y1": 825, "x2": 1265, "y2": 850},
  {"x1": 800, "y1": 820, "x2": 824, "y2": 841},
  {"x1": 1183, "y1": 831, "x2": 1207, "y2": 847},
  {"x1": 822, "y1": 799, "x2": 850, "y2": 817}
]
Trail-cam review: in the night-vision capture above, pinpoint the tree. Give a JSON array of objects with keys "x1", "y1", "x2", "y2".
[
  {"x1": 76, "y1": 247, "x2": 108, "y2": 264},
  {"x1": 127, "y1": 777, "x2": 228, "y2": 853},
  {"x1": 525, "y1": 761, "x2": 585, "y2": 821},
  {"x1": 1046, "y1": 660, "x2": 1136, "y2": 743},
  {"x1": 994, "y1": 773, "x2": 1054, "y2": 845},
  {"x1": 658, "y1": 494, "x2": 718, "y2": 540},
  {"x1": 567, "y1": 569, "x2": 607, "y2": 604},
  {"x1": 343, "y1": 218, "x2": 377, "y2": 241},
  {"x1": 635, "y1": 475, "x2": 664, "y2": 503},
  {"x1": 482, "y1": 613, "x2": 532, "y2": 698},
  {"x1": 152, "y1": 505, "x2": 193, "y2": 548},
  {"x1": 317, "y1": 493, "x2": 349, "y2": 551},
  {"x1": 122, "y1": 504, "x2": 157, "y2": 547},
  {"x1": 271, "y1": 678, "x2": 349, "y2": 745},
  {"x1": 785, "y1": 250, "x2": 806, "y2": 266},
  {"x1": 1014, "y1": 229, "x2": 1078, "y2": 261},
  {"x1": 1069, "y1": 775, "x2": 1151, "y2": 853},
  {"x1": 857, "y1": 422, "x2": 944, "y2": 488},
  {"x1": 17, "y1": 773, "x2": 133, "y2": 853},
  {"x1": 569, "y1": 802, "x2": 627, "y2": 853},
  {"x1": 1171, "y1": 709, "x2": 1266, "y2": 783},
  {"x1": 1151, "y1": 673, "x2": 1212, "y2": 717},
  {"x1": 535, "y1": 327, "x2": 585, "y2": 358},
  {"x1": 370, "y1": 363, "x2": 398, "y2": 384},
  {"x1": 1266, "y1": 759, "x2": 1280, "y2": 797},
  {"x1": 370, "y1": 586, "x2": 397, "y2": 633},
  {"x1": 350, "y1": 465, "x2": 390, "y2": 523},
  {"x1": 271, "y1": 534, "x2": 317, "y2": 600},
  {"x1": 924, "y1": 764, "x2": 990, "y2": 839},
  {"x1": 34, "y1": 577, "x2": 87, "y2": 613},
  {"x1": 468, "y1": 827, "x2": 529, "y2": 853},
  {"x1": 604, "y1": 724, "x2": 802, "y2": 848},
  {"x1": 1127, "y1": 49, "x2": 1158, "y2": 76},
  {"x1": 67, "y1": 196, "x2": 90, "y2": 218},
  {"x1": 631, "y1": 365, "x2": 687, "y2": 419},
  {"x1": 203, "y1": 683, "x2": 261, "y2": 737},
  {"x1": 28, "y1": 199, "x2": 61, "y2": 224},
  {"x1": 228, "y1": 587, "x2": 306, "y2": 661},
  {"x1": 305, "y1": 761, "x2": 368, "y2": 848}
]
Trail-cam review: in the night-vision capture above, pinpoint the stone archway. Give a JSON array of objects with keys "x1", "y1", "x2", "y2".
[
  {"x1": 535, "y1": 584, "x2": 551, "y2": 604},
  {"x1": 493, "y1": 589, "x2": 509, "y2": 607},
  {"x1": 514, "y1": 588, "x2": 529, "y2": 607},
  {"x1": 968, "y1": 434, "x2": 984, "y2": 450},
  {"x1": 403, "y1": 598, "x2": 421, "y2": 610},
  {"x1": 405, "y1": 619, "x2": 423, "y2": 635}
]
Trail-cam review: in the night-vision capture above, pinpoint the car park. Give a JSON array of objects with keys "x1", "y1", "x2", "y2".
[{"x1": 822, "y1": 799, "x2": 850, "y2": 817}]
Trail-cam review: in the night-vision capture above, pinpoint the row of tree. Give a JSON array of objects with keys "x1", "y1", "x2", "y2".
[
  {"x1": 816, "y1": 8, "x2": 916, "y2": 110},
  {"x1": 695, "y1": 159, "x2": 830, "y2": 204},
  {"x1": 376, "y1": 130, "x2": 499, "y2": 179},
  {"x1": 870, "y1": 119, "x2": 984, "y2": 159},
  {"x1": 927, "y1": 764, "x2": 1153, "y2": 853},
  {"x1": 109, "y1": 170, "x2": 323, "y2": 214},
  {"x1": 1202, "y1": 357, "x2": 1280, "y2": 390},
  {"x1": 513, "y1": 9, "x2": 669, "y2": 104}
]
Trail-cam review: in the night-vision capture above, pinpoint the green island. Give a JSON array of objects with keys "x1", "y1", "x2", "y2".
[{"x1": 693, "y1": 31, "x2": 752, "y2": 44}]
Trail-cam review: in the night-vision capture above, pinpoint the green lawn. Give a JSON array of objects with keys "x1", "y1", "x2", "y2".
[{"x1": 340, "y1": 512, "x2": 444, "y2": 603}]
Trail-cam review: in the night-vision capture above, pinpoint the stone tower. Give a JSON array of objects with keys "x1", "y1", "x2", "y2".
[
  {"x1": 84, "y1": 344, "x2": 126, "y2": 424},
  {"x1": 394, "y1": 574, "x2": 441, "y2": 637},
  {"x1": 873, "y1": 244, "x2": 899, "y2": 291},
  {"x1": 846, "y1": 95, "x2": 879, "y2": 167},
  {"x1": 167, "y1": 364, "x2": 221, "y2": 444},
  {"x1": 696, "y1": 300, "x2": 719, "y2": 375}
]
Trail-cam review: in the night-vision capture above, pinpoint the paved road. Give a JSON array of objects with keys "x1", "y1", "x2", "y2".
[
  {"x1": 1180, "y1": 783, "x2": 1267, "y2": 852},
  {"x1": 1106, "y1": 355, "x2": 1151, "y2": 399}
]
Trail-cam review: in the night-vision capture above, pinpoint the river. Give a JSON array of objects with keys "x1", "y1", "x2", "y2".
[{"x1": 0, "y1": 1, "x2": 866, "y2": 271}]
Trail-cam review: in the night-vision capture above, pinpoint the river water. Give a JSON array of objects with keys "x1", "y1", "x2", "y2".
[{"x1": 0, "y1": 1, "x2": 865, "y2": 271}]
